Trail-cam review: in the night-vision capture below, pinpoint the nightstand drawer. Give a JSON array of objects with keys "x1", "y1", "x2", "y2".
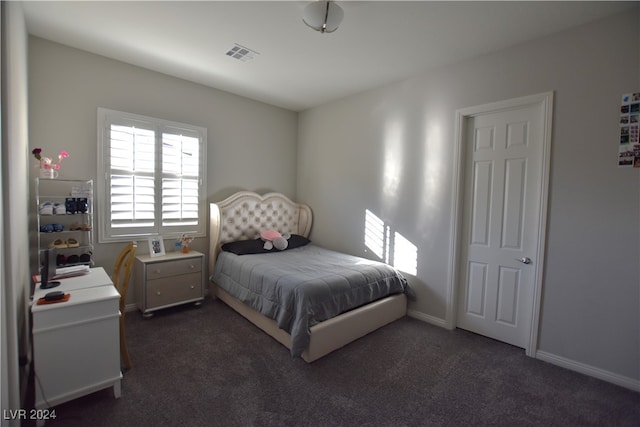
[
  {"x1": 145, "y1": 257, "x2": 202, "y2": 280},
  {"x1": 146, "y1": 272, "x2": 203, "y2": 309}
]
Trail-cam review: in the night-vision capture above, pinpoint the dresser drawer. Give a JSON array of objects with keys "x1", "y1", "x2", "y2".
[
  {"x1": 145, "y1": 257, "x2": 202, "y2": 280},
  {"x1": 146, "y1": 272, "x2": 203, "y2": 309}
]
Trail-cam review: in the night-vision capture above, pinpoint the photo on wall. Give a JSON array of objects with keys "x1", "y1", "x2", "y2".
[{"x1": 619, "y1": 92, "x2": 640, "y2": 168}]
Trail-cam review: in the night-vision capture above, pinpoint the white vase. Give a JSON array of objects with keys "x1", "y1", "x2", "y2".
[{"x1": 39, "y1": 168, "x2": 58, "y2": 179}]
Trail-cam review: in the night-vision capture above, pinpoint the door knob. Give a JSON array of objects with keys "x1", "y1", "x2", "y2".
[{"x1": 517, "y1": 257, "x2": 532, "y2": 264}]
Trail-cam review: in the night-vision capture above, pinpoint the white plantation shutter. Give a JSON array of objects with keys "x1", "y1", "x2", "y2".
[
  {"x1": 161, "y1": 129, "x2": 200, "y2": 228},
  {"x1": 97, "y1": 108, "x2": 207, "y2": 242},
  {"x1": 110, "y1": 123, "x2": 156, "y2": 231}
]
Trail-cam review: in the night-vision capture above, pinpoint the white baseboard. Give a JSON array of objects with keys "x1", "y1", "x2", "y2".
[
  {"x1": 407, "y1": 309, "x2": 447, "y2": 328},
  {"x1": 406, "y1": 310, "x2": 640, "y2": 392},
  {"x1": 536, "y1": 350, "x2": 640, "y2": 392}
]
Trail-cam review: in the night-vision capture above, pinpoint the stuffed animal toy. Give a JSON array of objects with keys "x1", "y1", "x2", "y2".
[{"x1": 260, "y1": 229, "x2": 290, "y2": 250}]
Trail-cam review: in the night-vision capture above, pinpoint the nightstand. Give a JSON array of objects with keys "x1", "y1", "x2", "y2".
[{"x1": 134, "y1": 250, "x2": 205, "y2": 317}]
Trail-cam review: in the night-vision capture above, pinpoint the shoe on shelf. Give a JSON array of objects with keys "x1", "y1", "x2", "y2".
[
  {"x1": 79, "y1": 252, "x2": 92, "y2": 263},
  {"x1": 53, "y1": 202, "x2": 66, "y2": 215},
  {"x1": 70, "y1": 223, "x2": 92, "y2": 231},
  {"x1": 67, "y1": 237, "x2": 79, "y2": 248},
  {"x1": 49, "y1": 239, "x2": 67, "y2": 249},
  {"x1": 53, "y1": 223, "x2": 64, "y2": 232},
  {"x1": 39, "y1": 202, "x2": 53, "y2": 216},
  {"x1": 65, "y1": 197, "x2": 76, "y2": 214},
  {"x1": 66, "y1": 254, "x2": 80, "y2": 264},
  {"x1": 76, "y1": 198, "x2": 88, "y2": 213},
  {"x1": 56, "y1": 254, "x2": 67, "y2": 266},
  {"x1": 39, "y1": 224, "x2": 54, "y2": 233}
]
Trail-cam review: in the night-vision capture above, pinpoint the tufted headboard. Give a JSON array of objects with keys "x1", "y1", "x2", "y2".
[{"x1": 208, "y1": 191, "x2": 313, "y2": 274}]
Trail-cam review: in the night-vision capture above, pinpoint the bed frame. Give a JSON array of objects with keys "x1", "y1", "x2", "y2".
[{"x1": 208, "y1": 191, "x2": 407, "y2": 362}]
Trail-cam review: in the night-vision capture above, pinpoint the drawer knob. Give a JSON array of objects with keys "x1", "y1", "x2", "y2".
[
  {"x1": 189, "y1": 264, "x2": 194, "y2": 269},
  {"x1": 190, "y1": 285, "x2": 195, "y2": 289},
  {"x1": 155, "y1": 269, "x2": 161, "y2": 274},
  {"x1": 156, "y1": 291, "x2": 161, "y2": 296}
]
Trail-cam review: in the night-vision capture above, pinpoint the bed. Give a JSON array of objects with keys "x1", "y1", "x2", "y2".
[{"x1": 208, "y1": 191, "x2": 412, "y2": 362}]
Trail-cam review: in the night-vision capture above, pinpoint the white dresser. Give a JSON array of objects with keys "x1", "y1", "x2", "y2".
[{"x1": 31, "y1": 267, "x2": 122, "y2": 422}]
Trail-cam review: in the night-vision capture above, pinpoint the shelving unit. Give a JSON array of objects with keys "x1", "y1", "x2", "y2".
[{"x1": 35, "y1": 178, "x2": 94, "y2": 269}]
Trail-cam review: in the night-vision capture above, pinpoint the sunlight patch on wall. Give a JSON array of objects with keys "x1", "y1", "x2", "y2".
[
  {"x1": 365, "y1": 209, "x2": 385, "y2": 260},
  {"x1": 382, "y1": 120, "x2": 404, "y2": 202},
  {"x1": 417, "y1": 120, "x2": 447, "y2": 235},
  {"x1": 365, "y1": 209, "x2": 418, "y2": 276},
  {"x1": 424, "y1": 122, "x2": 444, "y2": 204},
  {"x1": 393, "y1": 232, "x2": 418, "y2": 276}
]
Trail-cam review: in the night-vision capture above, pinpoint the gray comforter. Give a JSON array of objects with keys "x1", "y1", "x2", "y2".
[{"x1": 212, "y1": 244, "x2": 413, "y2": 357}]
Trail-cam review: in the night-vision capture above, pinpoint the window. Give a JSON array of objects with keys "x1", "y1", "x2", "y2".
[{"x1": 97, "y1": 108, "x2": 207, "y2": 242}]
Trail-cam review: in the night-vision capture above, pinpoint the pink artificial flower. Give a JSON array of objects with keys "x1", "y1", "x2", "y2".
[{"x1": 33, "y1": 149, "x2": 69, "y2": 169}]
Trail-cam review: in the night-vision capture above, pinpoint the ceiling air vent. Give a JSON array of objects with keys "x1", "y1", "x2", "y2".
[{"x1": 225, "y1": 44, "x2": 259, "y2": 62}]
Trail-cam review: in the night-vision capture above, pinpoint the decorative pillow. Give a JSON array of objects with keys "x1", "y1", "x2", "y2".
[
  {"x1": 221, "y1": 234, "x2": 311, "y2": 255},
  {"x1": 287, "y1": 234, "x2": 311, "y2": 249},
  {"x1": 221, "y1": 239, "x2": 265, "y2": 255}
]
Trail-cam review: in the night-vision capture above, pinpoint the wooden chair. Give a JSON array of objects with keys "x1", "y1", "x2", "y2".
[{"x1": 112, "y1": 242, "x2": 137, "y2": 371}]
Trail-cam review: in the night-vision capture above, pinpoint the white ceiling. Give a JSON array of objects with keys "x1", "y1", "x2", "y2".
[{"x1": 22, "y1": 1, "x2": 635, "y2": 111}]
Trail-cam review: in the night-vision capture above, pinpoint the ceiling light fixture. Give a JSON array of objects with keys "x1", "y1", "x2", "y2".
[{"x1": 303, "y1": 1, "x2": 344, "y2": 34}]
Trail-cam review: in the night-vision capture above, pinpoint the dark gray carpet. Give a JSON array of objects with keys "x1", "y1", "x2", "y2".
[{"x1": 41, "y1": 299, "x2": 639, "y2": 426}]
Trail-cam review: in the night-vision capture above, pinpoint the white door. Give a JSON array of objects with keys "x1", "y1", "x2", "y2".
[{"x1": 456, "y1": 97, "x2": 550, "y2": 350}]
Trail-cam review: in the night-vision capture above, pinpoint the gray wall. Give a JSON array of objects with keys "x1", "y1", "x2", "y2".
[
  {"x1": 297, "y1": 9, "x2": 639, "y2": 385},
  {"x1": 28, "y1": 37, "x2": 298, "y2": 300},
  {"x1": 21, "y1": 5, "x2": 640, "y2": 393},
  {"x1": 2, "y1": 1, "x2": 31, "y2": 419}
]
